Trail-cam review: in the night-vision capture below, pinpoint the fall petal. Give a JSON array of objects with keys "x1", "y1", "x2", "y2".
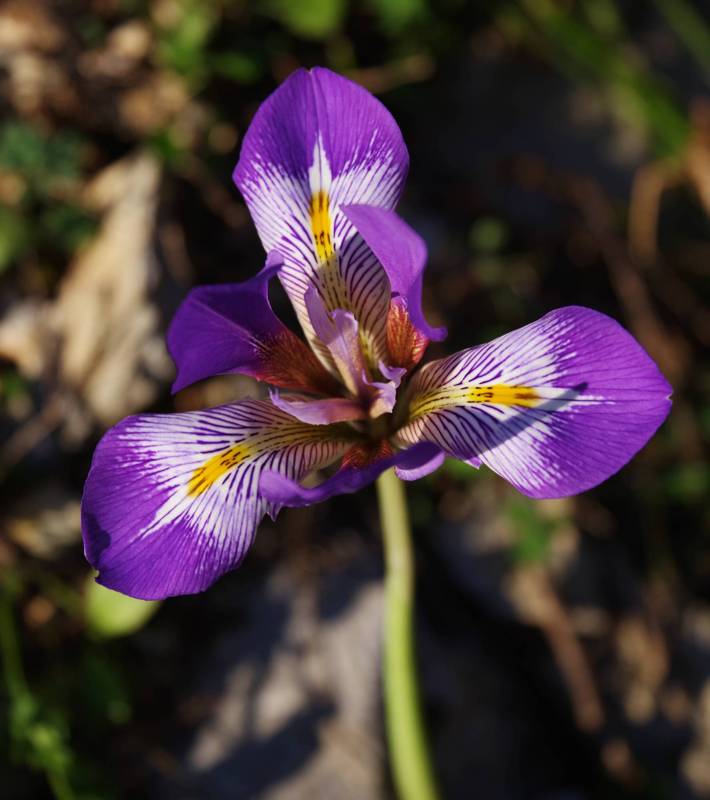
[
  {"x1": 396, "y1": 307, "x2": 671, "y2": 498},
  {"x1": 82, "y1": 400, "x2": 349, "y2": 599}
]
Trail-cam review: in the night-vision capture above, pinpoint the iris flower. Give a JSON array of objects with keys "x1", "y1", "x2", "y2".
[{"x1": 81, "y1": 68, "x2": 671, "y2": 602}]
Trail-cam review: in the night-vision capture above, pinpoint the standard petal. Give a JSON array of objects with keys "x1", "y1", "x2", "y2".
[
  {"x1": 167, "y1": 256, "x2": 338, "y2": 395},
  {"x1": 395, "y1": 307, "x2": 672, "y2": 498},
  {"x1": 342, "y1": 204, "x2": 446, "y2": 343},
  {"x1": 82, "y1": 400, "x2": 350, "y2": 599},
  {"x1": 234, "y1": 67, "x2": 408, "y2": 370},
  {"x1": 259, "y1": 441, "x2": 442, "y2": 507}
]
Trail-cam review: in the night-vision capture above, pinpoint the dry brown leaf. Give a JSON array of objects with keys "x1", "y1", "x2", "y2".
[
  {"x1": 5, "y1": 481, "x2": 81, "y2": 558},
  {"x1": 0, "y1": 0, "x2": 64, "y2": 55},
  {"x1": 0, "y1": 150, "x2": 173, "y2": 459},
  {"x1": 614, "y1": 614, "x2": 668, "y2": 724},
  {"x1": 78, "y1": 20, "x2": 152, "y2": 80},
  {"x1": 0, "y1": 299, "x2": 52, "y2": 379},
  {"x1": 119, "y1": 71, "x2": 189, "y2": 135},
  {"x1": 51, "y1": 151, "x2": 172, "y2": 427}
]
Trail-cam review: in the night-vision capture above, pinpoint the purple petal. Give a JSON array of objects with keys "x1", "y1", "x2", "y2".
[
  {"x1": 167, "y1": 254, "x2": 337, "y2": 395},
  {"x1": 379, "y1": 362, "x2": 407, "y2": 384},
  {"x1": 395, "y1": 449, "x2": 446, "y2": 481},
  {"x1": 395, "y1": 306, "x2": 672, "y2": 498},
  {"x1": 269, "y1": 389, "x2": 365, "y2": 424},
  {"x1": 81, "y1": 400, "x2": 349, "y2": 599},
  {"x1": 342, "y1": 204, "x2": 446, "y2": 342},
  {"x1": 234, "y1": 67, "x2": 409, "y2": 371},
  {"x1": 259, "y1": 441, "x2": 442, "y2": 508}
]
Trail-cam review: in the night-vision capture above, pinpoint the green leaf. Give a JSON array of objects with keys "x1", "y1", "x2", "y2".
[
  {"x1": 469, "y1": 215, "x2": 509, "y2": 254},
  {"x1": 211, "y1": 51, "x2": 263, "y2": 83},
  {"x1": 0, "y1": 123, "x2": 83, "y2": 182},
  {"x1": 155, "y1": 0, "x2": 218, "y2": 81},
  {"x1": 263, "y1": 0, "x2": 347, "y2": 40},
  {"x1": 665, "y1": 463, "x2": 710, "y2": 503},
  {"x1": 81, "y1": 652, "x2": 132, "y2": 725},
  {"x1": 508, "y1": 497, "x2": 554, "y2": 564},
  {"x1": 40, "y1": 203, "x2": 97, "y2": 253},
  {"x1": 1, "y1": 369, "x2": 28, "y2": 399},
  {"x1": 148, "y1": 128, "x2": 187, "y2": 167},
  {"x1": 369, "y1": 0, "x2": 427, "y2": 32},
  {"x1": 84, "y1": 578, "x2": 160, "y2": 639},
  {"x1": 0, "y1": 204, "x2": 29, "y2": 271}
]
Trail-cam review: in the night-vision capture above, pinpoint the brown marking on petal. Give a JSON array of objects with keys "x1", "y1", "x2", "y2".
[
  {"x1": 386, "y1": 299, "x2": 429, "y2": 371},
  {"x1": 341, "y1": 439, "x2": 394, "y2": 470},
  {"x1": 256, "y1": 331, "x2": 341, "y2": 396}
]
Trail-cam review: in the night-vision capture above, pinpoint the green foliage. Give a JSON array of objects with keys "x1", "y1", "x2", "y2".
[
  {"x1": 0, "y1": 123, "x2": 84, "y2": 185},
  {"x1": 369, "y1": 0, "x2": 428, "y2": 32},
  {"x1": 262, "y1": 0, "x2": 347, "y2": 40},
  {"x1": 211, "y1": 50, "x2": 264, "y2": 83},
  {"x1": 155, "y1": 0, "x2": 219, "y2": 84},
  {"x1": 79, "y1": 652, "x2": 132, "y2": 726},
  {"x1": 653, "y1": 0, "x2": 710, "y2": 81},
  {"x1": 513, "y1": 0, "x2": 690, "y2": 158},
  {"x1": 410, "y1": 491, "x2": 434, "y2": 527},
  {"x1": 84, "y1": 578, "x2": 160, "y2": 639},
  {"x1": 0, "y1": 369, "x2": 29, "y2": 400},
  {"x1": 1, "y1": 587, "x2": 76, "y2": 800},
  {"x1": 665, "y1": 462, "x2": 710, "y2": 503},
  {"x1": 0, "y1": 205, "x2": 29, "y2": 273},
  {"x1": 41, "y1": 204, "x2": 98, "y2": 254},
  {"x1": 147, "y1": 128, "x2": 188, "y2": 166},
  {"x1": 469, "y1": 216, "x2": 509, "y2": 255},
  {"x1": 0, "y1": 122, "x2": 93, "y2": 269},
  {"x1": 507, "y1": 496, "x2": 555, "y2": 564}
]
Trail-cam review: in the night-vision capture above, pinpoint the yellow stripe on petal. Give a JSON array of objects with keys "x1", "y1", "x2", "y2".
[
  {"x1": 186, "y1": 422, "x2": 349, "y2": 498},
  {"x1": 309, "y1": 190, "x2": 348, "y2": 312},
  {"x1": 187, "y1": 443, "x2": 252, "y2": 496},
  {"x1": 408, "y1": 384, "x2": 542, "y2": 419},
  {"x1": 310, "y1": 190, "x2": 334, "y2": 262},
  {"x1": 468, "y1": 384, "x2": 541, "y2": 407}
]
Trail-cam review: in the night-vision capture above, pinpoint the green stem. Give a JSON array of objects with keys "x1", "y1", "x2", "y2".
[{"x1": 376, "y1": 469, "x2": 440, "y2": 800}]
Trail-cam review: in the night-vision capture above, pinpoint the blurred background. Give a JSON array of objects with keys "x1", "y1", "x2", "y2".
[{"x1": 0, "y1": 0, "x2": 709, "y2": 798}]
